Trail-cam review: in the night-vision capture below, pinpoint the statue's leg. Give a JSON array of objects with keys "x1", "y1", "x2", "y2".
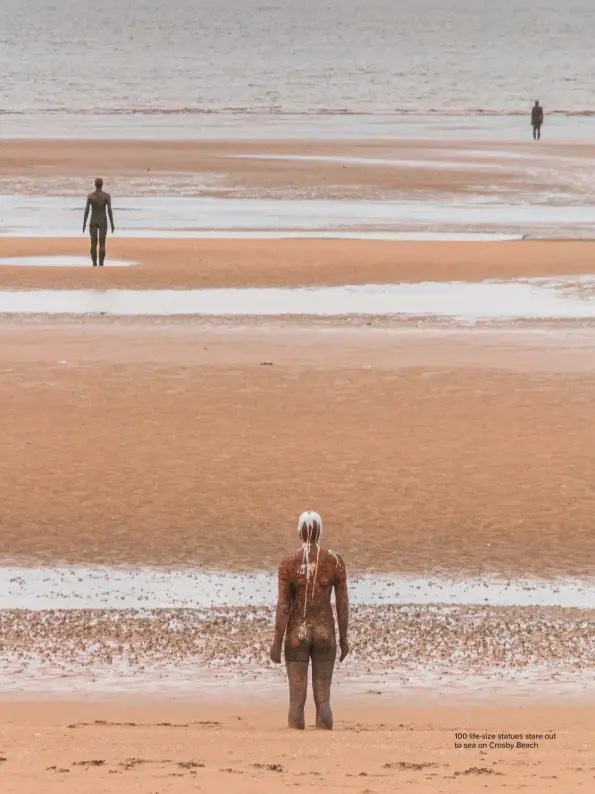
[
  {"x1": 285, "y1": 660, "x2": 309, "y2": 729},
  {"x1": 90, "y1": 225, "x2": 98, "y2": 266},
  {"x1": 311, "y1": 635, "x2": 336, "y2": 730},
  {"x1": 312, "y1": 660, "x2": 335, "y2": 729},
  {"x1": 98, "y1": 225, "x2": 107, "y2": 266}
]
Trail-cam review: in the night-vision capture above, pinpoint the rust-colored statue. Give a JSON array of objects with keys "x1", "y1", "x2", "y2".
[
  {"x1": 83, "y1": 177, "x2": 115, "y2": 266},
  {"x1": 270, "y1": 511, "x2": 350, "y2": 729}
]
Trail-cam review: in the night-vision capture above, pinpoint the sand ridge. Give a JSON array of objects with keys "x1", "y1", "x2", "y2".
[
  {"x1": 0, "y1": 138, "x2": 564, "y2": 199},
  {"x1": 2, "y1": 239, "x2": 595, "y2": 289}
]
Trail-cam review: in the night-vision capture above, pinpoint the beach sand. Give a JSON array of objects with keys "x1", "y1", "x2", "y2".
[
  {"x1": 2, "y1": 239, "x2": 595, "y2": 289},
  {"x1": 1, "y1": 698, "x2": 592, "y2": 794},
  {"x1": 0, "y1": 138, "x2": 564, "y2": 199},
  {"x1": 1, "y1": 320, "x2": 594, "y2": 576},
  {"x1": 2, "y1": 138, "x2": 595, "y2": 794}
]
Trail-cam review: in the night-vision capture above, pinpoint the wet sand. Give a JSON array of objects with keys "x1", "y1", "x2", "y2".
[
  {"x1": 3, "y1": 239, "x2": 595, "y2": 289},
  {"x1": 1, "y1": 603, "x2": 594, "y2": 698},
  {"x1": 0, "y1": 699, "x2": 592, "y2": 793},
  {"x1": 2, "y1": 137, "x2": 594, "y2": 759},
  {"x1": 1, "y1": 136, "x2": 595, "y2": 215},
  {"x1": 4, "y1": 110, "x2": 595, "y2": 144},
  {"x1": 2, "y1": 561, "x2": 594, "y2": 699},
  {"x1": 0, "y1": 138, "x2": 560, "y2": 198},
  {"x1": 1, "y1": 322, "x2": 594, "y2": 577}
]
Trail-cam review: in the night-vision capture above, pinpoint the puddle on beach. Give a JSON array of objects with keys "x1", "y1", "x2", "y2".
[
  {"x1": 2, "y1": 566, "x2": 595, "y2": 610},
  {"x1": 2, "y1": 277, "x2": 595, "y2": 320},
  {"x1": 143, "y1": 231, "x2": 519, "y2": 241},
  {"x1": 0, "y1": 231, "x2": 521, "y2": 243},
  {"x1": 0, "y1": 255, "x2": 136, "y2": 267},
  {"x1": 1, "y1": 194, "x2": 595, "y2": 238},
  {"x1": 229, "y1": 153, "x2": 507, "y2": 170}
]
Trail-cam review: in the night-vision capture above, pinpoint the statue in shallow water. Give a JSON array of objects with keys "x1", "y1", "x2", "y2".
[{"x1": 83, "y1": 177, "x2": 115, "y2": 267}]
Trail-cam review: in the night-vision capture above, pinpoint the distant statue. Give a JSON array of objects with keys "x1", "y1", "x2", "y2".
[
  {"x1": 531, "y1": 101, "x2": 544, "y2": 141},
  {"x1": 83, "y1": 178, "x2": 115, "y2": 267}
]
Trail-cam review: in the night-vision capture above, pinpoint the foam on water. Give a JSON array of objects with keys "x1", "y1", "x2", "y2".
[
  {"x1": 1, "y1": 566, "x2": 594, "y2": 610},
  {"x1": 1, "y1": 277, "x2": 595, "y2": 320}
]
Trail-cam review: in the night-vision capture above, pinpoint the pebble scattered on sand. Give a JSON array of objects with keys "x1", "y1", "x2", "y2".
[{"x1": 1, "y1": 604, "x2": 593, "y2": 694}]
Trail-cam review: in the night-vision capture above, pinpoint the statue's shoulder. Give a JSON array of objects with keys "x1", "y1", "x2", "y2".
[
  {"x1": 326, "y1": 548, "x2": 346, "y2": 574},
  {"x1": 278, "y1": 550, "x2": 302, "y2": 583},
  {"x1": 279, "y1": 550, "x2": 299, "y2": 570}
]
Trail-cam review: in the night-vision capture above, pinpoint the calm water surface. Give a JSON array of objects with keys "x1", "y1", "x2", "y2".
[{"x1": 1, "y1": 0, "x2": 594, "y2": 119}]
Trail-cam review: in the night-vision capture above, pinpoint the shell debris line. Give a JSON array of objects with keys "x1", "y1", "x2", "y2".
[
  {"x1": 1, "y1": 602, "x2": 594, "y2": 697},
  {"x1": 1, "y1": 566, "x2": 595, "y2": 696}
]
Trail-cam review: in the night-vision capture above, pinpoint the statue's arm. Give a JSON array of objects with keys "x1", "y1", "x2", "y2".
[
  {"x1": 107, "y1": 194, "x2": 115, "y2": 232},
  {"x1": 334, "y1": 553, "x2": 350, "y2": 660},
  {"x1": 270, "y1": 559, "x2": 292, "y2": 662},
  {"x1": 83, "y1": 197, "x2": 91, "y2": 232}
]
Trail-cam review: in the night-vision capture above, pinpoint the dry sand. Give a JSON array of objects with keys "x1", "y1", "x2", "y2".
[
  {"x1": 0, "y1": 699, "x2": 593, "y2": 793},
  {"x1": 1, "y1": 321, "x2": 594, "y2": 576},
  {"x1": 2, "y1": 239, "x2": 595, "y2": 289}
]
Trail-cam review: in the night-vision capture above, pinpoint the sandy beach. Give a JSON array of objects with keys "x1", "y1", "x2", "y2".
[
  {"x1": 3, "y1": 699, "x2": 593, "y2": 794},
  {"x1": 3, "y1": 239, "x2": 595, "y2": 289},
  {"x1": 1, "y1": 137, "x2": 594, "y2": 209},
  {"x1": 1, "y1": 319, "x2": 594, "y2": 575},
  {"x1": 4, "y1": 0, "x2": 595, "y2": 786},
  {"x1": 0, "y1": 138, "x2": 563, "y2": 198},
  {"x1": 2, "y1": 130, "x2": 595, "y2": 793}
]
